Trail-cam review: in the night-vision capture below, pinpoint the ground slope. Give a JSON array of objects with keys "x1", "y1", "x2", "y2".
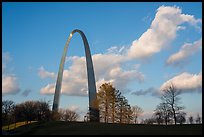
[{"x1": 8, "y1": 121, "x2": 202, "y2": 135}]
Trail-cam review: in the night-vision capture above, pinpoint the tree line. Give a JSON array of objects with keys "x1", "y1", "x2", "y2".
[
  {"x1": 152, "y1": 83, "x2": 201, "y2": 125},
  {"x1": 2, "y1": 82, "x2": 202, "y2": 127},
  {"x1": 87, "y1": 82, "x2": 201, "y2": 125},
  {"x1": 2, "y1": 100, "x2": 79, "y2": 130}
]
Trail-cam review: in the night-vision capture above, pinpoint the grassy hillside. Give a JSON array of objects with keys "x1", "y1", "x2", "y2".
[
  {"x1": 7, "y1": 121, "x2": 202, "y2": 135},
  {"x1": 2, "y1": 121, "x2": 37, "y2": 131}
]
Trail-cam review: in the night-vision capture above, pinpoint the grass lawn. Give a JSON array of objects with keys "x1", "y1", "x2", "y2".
[
  {"x1": 7, "y1": 121, "x2": 202, "y2": 135},
  {"x1": 2, "y1": 121, "x2": 37, "y2": 131}
]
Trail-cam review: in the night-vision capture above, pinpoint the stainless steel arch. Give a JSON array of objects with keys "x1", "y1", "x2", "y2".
[{"x1": 52, "y1": 29, "x2": 99, "y2": 122}]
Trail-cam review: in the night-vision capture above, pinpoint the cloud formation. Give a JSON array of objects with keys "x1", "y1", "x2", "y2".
[
  {"x1": 39, "y1": 5, "x2": 201, "y2": 97},
  {"x1": 2, "y1": 77, "x2": 20, "y2": 95},
  {"x1": 2, "y1": 74, "x2": 20, "y2": 95},
  {"x1": 40, "y1": 53, "x2": 144, "y2": 96},
  {"x1": 132, "y1": 71, "x2": 202, "y2": 96},
  {"x1": 160, "y1": 71, "x2": 202, "y2": 93},
  {"x1": 166, "y1": 38, "x2": 202, "y2": 66},
  {"x1": 2, "y1": 52, "x2": 20, "y2": 95},
  {"x1": 38, "y1": 66, "x2": 56, "y2": 79},
  {"x1": 128, "y1": 5, "x2": 201, "y2": 59}
]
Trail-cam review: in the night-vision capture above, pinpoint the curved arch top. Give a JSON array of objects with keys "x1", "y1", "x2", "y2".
[{"x1": 52, "y1": 29, "x2": 99, "y2": 122}]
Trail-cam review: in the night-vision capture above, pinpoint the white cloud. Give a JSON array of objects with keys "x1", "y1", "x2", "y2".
[
  {"x1": 160, "y1": 71, "x2": 202, "y2": 93},
  {"x1": 40, "y1": 58, "x2": 88, "y2": 96},
  {"x1": 107, "y1": 46, "x2": 126, "y2": 54},
  {"x1": 132, "y1": 71, "x2": 202, "y2": 97},
  {"x1": 166, "y1": 38, "x2": 202, "y2": 66},
  {"x1": 128, "y1": 5, "x2": 201, "y2": 59},
  {"x1": 40, "y1": 53, "x2": 144, "y2": 96},
  {"x1": 40, "y1": 83, "x2": 55, "y2": 95},
  {"x1": 2, "y1": 52, "x2": 20, "y2": 95},
  {"x1": 92, "y1": 54, "x2": 127, "y2": 80},
  {"x1": 38, "y1": 66, "x2": 56, "y2": 79},
  {"x1": 108, "y1": 65, "x2": 144, "y2": 85},
  {"x1": 2, "y1": 74, "x2": 20, "y2": 95},
  {"x1": 39, "y1": 5, "x2": 201, "y2": 97}
]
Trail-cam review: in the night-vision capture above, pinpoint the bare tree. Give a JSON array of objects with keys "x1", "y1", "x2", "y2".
[
  {"x1": 161, "y1": 83, "x2": 185, "y2": 125},
  {"x1": 176, "y1": 112, "x2": 186, "y2": 124},
  {"x1": 51, "y1": 111, "x2": 61, "y2": 121},
  {"x1": 35, "y1": 100, "x2": 51, "y2": 121},
  {"x1": 14, "y1": 100, "x2": 51, "y2": 122},
  {"x1": 2, "y1": 100, "x2": 15, "y2": 130},
  {"x1": 64, "y1": 109, "x2": 79, "y2": 121},
  {"x1": 188, "y1": 116, "x2": 194, "y2": 124},
  {"x1": 58, "y1": 108, "x2": 79, "y2": 121},
  {"x1": 132, "y1": 105, "x2": 143, "y2": 124},
  {"x1": 141, "y1": 118, "x2": 155, "y2": 125},
  {"x1": 154, "y1": 111, "x2": 163, "y2": 125},
  {"x1": 195, "y1": 114, "x2": 201, "y2": 124},
  {"x1": 154, "y1": 102, "x2": 171, "y2": 125}
]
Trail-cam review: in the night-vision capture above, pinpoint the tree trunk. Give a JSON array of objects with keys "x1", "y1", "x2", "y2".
[
  {"x1": 165, "y1": 117, "x2": 167, "y2": 125},
  {"x1": 172, "y1": 108, "x2": 176, "y2": 125}
]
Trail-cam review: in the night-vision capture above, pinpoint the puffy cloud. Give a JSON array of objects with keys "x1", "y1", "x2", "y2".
[
  {"x1": 160, "y1": 71, "x2": 202, "y2": 93},
  {"x1": 40, "y1": 53, "x2": 144, "y2": 96},
  {"x1": 128, "y1": 5, "x2": 201, "y2": 59},
  {"x1": 40, "y1": 83, "x2": 55, "y2": 95},
  {"x1": 107, "y1": 66, "x2": 144, "y2": 86},
  {"x1": 40, "y1": 5, "x2": 201, "y2": 96},
  {"x1": 38, "y1": 66, "x2": 56, "y2": 79},
  {"x1": 166, "y1": 38, "x2": 202, "y2": 66},
  {"x1": 132, "y1": 71, "x2": 202, "y2": 96},
  {"x1": 2, "y1": 74, "x2": 20, "y2": 95},
  {"x1": 96, "y1": 65, "x2": 144, "y2": 93},
  {"x1": 40, "y1": 58, "x2": 88, "y2": 96}
]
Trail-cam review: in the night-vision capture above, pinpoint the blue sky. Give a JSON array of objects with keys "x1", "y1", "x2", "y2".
[{"x1": 2, "y1": 2, "x2": 202, "y2": 121}]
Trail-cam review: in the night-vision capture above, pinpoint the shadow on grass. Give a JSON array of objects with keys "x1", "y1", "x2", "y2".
[{"x1": 9, "y1": 121, "x2": 202, "y2": 135}]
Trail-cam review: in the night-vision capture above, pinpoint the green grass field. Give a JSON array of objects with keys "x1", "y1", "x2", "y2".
[{"x1": 5, "y1": 121, "x2": 202, "y2": 135}]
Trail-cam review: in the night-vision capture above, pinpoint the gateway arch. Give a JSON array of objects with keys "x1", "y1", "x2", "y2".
[{"x1": 52, "y1": 29, "x2": 99, "y2": 122}]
